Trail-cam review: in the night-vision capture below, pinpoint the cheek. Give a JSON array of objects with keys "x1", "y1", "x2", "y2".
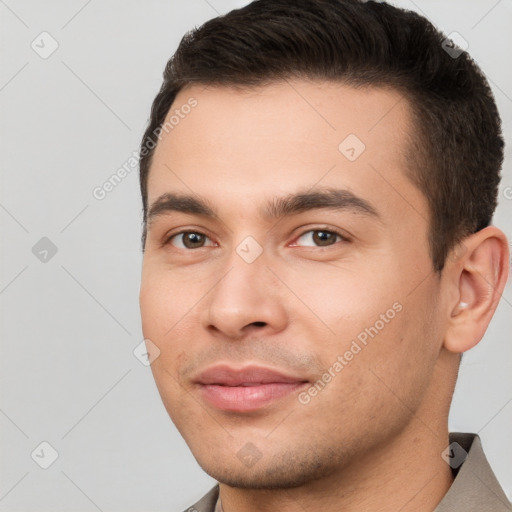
[
  {"x1": 140, "y1": 271, "x2": 193, "y2": 416},
  {"x1": 139, "y1": 268, "x2": 197, "y2": 388},
  {"x1": 139, "y1": 264, "x2": 210, "y2": 378},
  {"x1": 349, "y1": 294, "x2": 441, "y2": 416},
  {"x1": 285, "y1": 262, "x2": 400, "y2": 344},
  {"x1": 139, "y1": 264, "x2": 199, "y2": 338},
  {"x1": 302, "y1": 308, "x2": 429, "y2": 445},
  {"x1": 295, "y1": 264, "x2": 439, "y2": 412}
]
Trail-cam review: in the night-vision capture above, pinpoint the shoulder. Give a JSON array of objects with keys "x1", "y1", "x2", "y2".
[
  {"x1": 181, "y1": 485, "x2": 219, "y2": 512},
  {"x1": 435, "y1": 433, "x2": 512, "y2": 511}
]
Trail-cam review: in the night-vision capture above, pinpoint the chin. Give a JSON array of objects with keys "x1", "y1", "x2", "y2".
[{"x1": 196, "y1": 451, "x2": 337, "y2": 490}]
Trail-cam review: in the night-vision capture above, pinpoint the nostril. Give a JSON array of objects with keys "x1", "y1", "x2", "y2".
[{"x1": 251, "y1": 321, "x2": 267, "y2": 327}]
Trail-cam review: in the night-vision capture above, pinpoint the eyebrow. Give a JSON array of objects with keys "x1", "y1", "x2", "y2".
[
  {"x1": 147, "y1": 188, "x2": 380, "y2": 225},
  {"x1": 147, "y1": 193, "x2": 216, "y2": 225},
  {"x1": 263, "y1": 188, "x2": 380, "y2": 220}
]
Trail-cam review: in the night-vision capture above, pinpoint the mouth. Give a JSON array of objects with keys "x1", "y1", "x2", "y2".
[{"x1": 194, "y1": 364, "x2": 309, "y2": 412}]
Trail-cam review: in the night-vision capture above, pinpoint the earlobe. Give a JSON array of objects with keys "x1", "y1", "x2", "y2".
[{"x1": 443, "y1": 226, "x2": 509, "y2": 354}]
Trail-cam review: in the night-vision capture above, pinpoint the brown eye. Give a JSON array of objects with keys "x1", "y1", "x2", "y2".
[
  {"x1": 295, "y1": 229, "x2": 344, "y2": 247},
  {"x1": 312, "y1": 231, "x2": 338, "y2": 246},
  {"x1": 169, "y1": 231, "x2": 214, "y2": 249}
]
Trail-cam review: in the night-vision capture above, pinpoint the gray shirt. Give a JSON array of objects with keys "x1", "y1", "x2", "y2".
[{"x1": 182, "y1": 433, "x2": 512, "y2": 511}]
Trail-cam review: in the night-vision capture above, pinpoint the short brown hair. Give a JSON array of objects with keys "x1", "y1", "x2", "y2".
[{"x1": 139, "y1": 0, "x2": 504, "y2": 272}]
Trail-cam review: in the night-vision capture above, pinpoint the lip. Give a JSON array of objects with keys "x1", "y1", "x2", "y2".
[{"x1": 194, "y1": 365, "x2": 309, "y2": 412}]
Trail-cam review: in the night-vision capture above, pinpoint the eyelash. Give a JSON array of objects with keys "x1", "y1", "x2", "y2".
[
  {"x1": 163, "y1": 227, "x2": 349, "y2": 249},
  {"x1": 291, "y1": 228, "x2": 348, "y2": 247}
]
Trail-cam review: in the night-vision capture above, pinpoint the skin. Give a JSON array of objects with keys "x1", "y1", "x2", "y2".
[{"x1": 139, "y1": 80, "x2": 509, "y2": 511}]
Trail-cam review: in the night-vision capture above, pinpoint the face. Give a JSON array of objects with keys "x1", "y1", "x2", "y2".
[{"x1": 139, "y1": 80, "x2": 447, "y2": 488}]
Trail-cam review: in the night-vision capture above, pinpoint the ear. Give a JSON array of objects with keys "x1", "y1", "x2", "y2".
[{"x1": 443, "y1": 226, "x2": 509, "y2": 354}]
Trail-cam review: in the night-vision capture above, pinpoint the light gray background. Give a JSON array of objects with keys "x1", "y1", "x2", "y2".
[{"x1": 0, "y1": 1, "x2": 511, "y2": 510}]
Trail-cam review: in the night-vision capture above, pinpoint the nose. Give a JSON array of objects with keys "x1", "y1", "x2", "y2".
[{"x1": 201, "y1": 252, "x2": 288, "y2": 341}]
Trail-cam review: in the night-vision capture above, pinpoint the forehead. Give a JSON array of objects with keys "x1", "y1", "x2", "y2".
[{"x1": 147, "y1": 80, "x2": 424, "y2": 223}]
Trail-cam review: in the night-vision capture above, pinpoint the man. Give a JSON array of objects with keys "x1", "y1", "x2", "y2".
[{"x1": 138, "y1": 0, "x2": 511, "y2": 510}]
